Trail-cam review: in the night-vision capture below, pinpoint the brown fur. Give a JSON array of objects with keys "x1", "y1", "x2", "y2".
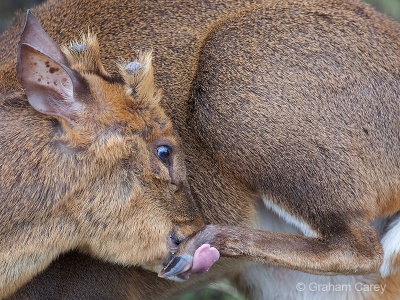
[{"x1": 0, "y1": 0, "x2": 399, "y2": 299}]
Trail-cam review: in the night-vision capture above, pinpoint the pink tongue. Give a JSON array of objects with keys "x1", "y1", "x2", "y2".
[{"x1": 190, "y1": 244, "x2": 220, "y2": 274}]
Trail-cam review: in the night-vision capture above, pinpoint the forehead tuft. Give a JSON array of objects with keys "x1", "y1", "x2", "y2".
[
  {"x1": 61, "y1": 33, "x2": 168, "y2": 137},
  {"x1": 83, "y1": 74, "x2": 170, "y2": 135}
]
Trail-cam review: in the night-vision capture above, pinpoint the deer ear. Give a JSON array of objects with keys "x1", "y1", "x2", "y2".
[
  {"x1": 17, "y1": 11, "x2": 87, "y2": 123},
  {"x1": 18, "y1": 44, "x2": 87, "y2": 122},
  {"x1": 17, "y1": 10, "x2": 69, "y2": 76}
]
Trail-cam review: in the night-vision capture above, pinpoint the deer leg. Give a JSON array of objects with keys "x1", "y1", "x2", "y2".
[{"x1": 160, "y1": 220, "x2": 383, "y2": 280}]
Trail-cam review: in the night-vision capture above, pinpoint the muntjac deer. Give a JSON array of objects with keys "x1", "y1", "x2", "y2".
[
  {"x1": 2, "y1": 0, "x2": 400, "y2": 299},
  {"x1": 0, "y1": 7, "x2": 207, "y2": 299}
]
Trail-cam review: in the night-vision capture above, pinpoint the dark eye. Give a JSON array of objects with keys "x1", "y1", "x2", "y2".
[{"x1": 157, "y1": 145, "x2": 172, "y2": 165}]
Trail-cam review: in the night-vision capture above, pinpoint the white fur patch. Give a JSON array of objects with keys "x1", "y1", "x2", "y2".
[
  {"x1": 380, "y1": 214, "x2": 400, "y2": 278},
  {"x1": 262, "y1": 196, "x2": 319, "y2": 238}
]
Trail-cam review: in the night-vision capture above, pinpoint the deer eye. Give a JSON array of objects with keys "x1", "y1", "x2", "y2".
[{"x1": 157, "y1": 145, "x2": 172, "y2": 166}]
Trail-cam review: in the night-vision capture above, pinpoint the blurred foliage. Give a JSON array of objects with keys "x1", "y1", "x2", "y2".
[
  {"x1": 169, "y1": 280, "x2": 245, "y2": 300},
  {"x1": 0, "y1": 0, "x2": 45, "y2": 32},
  {"x1": 0, "y1": 0, "x2": 399, "y2": 299},
  {"x1": 366, "y1": 0, "x2": 400, "y2": 19}
]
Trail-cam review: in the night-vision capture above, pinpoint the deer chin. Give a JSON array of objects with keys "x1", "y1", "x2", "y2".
[{"x1": 158, "y1": 244, "x2": 220, "y2": 281}]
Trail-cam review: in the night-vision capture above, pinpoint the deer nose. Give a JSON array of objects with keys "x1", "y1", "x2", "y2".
[
  {"x1": 169, "y1": 220, "x2": 205, "y2": 249},
  {"x1": 169, "y1": 232, "x2": 183, "y2": 248}
]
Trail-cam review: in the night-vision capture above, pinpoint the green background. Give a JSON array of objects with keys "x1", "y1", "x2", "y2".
[{"x1": 1, "y1": 0, "x2": 399, "y2": 299}]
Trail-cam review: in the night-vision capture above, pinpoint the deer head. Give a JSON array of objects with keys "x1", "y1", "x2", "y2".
[{"x1": 0, "y1": 10, "x2": 204, "y2": 297}]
